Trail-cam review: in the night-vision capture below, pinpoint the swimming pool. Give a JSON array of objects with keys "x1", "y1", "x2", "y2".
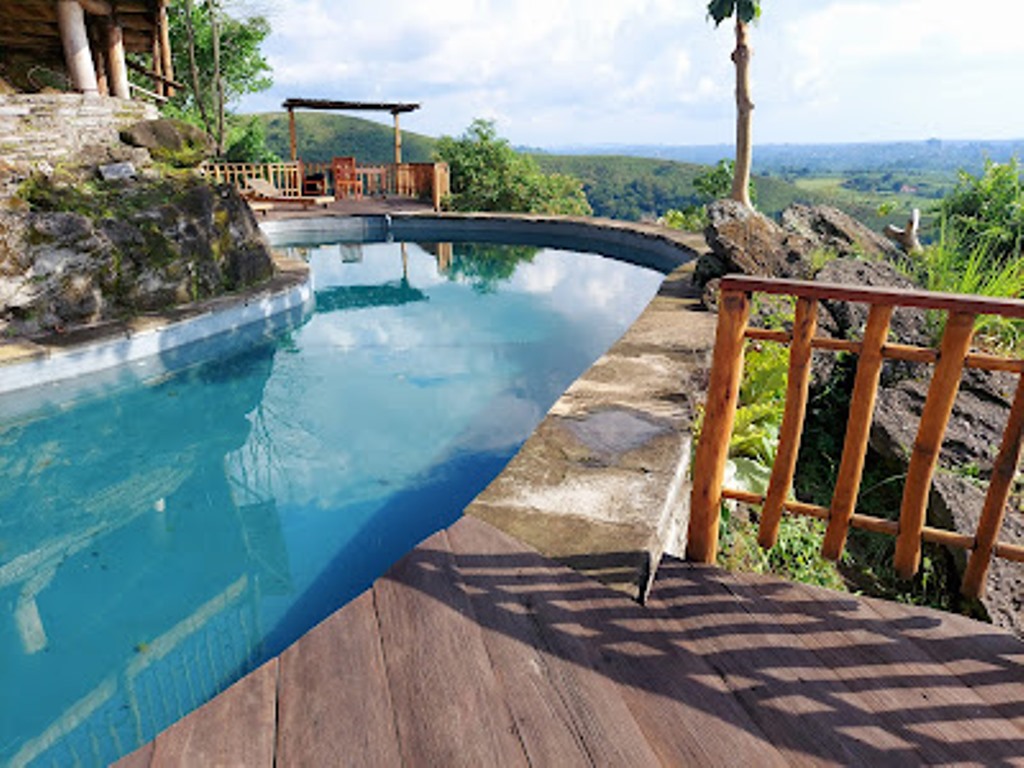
[{"x1": 0, "y1": 231, "x2": 668, "y2": 766}]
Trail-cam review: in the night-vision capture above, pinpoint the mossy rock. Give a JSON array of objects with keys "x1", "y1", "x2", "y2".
[{"x1": 120, "y1": 118, "x2": 214, "y2": 169}]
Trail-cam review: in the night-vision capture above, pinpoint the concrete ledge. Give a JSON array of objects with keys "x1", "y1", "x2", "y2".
[
  {"x1": 466, "y1": 264, "x2": 717, "y2": 601},
  {"x1": 261, "y1": 212, "x2": 708, "y2": 275},
  {"x1": 0, "y1": 255, "x2": 312, "y2": 396}
]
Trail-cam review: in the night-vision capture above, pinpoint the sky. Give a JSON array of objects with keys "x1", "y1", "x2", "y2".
[{"x1": 235, "y1": 0, "x2": 1024, "y2": 149}]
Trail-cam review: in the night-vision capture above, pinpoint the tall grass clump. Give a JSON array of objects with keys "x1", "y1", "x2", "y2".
[{"x1": 913, "y1": 158, "x2": 1024, "y2": 352}]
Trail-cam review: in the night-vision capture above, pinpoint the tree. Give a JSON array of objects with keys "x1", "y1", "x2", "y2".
[
  {"x1": 707, "y1": 0, "x2": 761, "y2": 209},
  {"x1": 164, "y1": 2, "x2": 273, "y2": 156},
  {"x1": 435, "y1": 119, "x2": 592, "y2": 216}
]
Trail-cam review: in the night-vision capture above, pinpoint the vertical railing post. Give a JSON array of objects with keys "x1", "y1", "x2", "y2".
[
  {"x1": 893, "y1": 311, "x2": 976, "y2": 579},
  {"x1": 758, "y1": 297, "x2": 818, "y2": 548},
  {"x1": 822, "y1": 304, "x2": 894, "y2": 559},
  {"x1": 687, "y1": 287, "x2": 751, "y2": 564},
  {"x1": 961, "y1": 375, "x2": 1024, "y2": 598}
]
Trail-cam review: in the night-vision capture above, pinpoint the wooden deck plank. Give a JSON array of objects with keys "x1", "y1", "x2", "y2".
[
  {"x1": 725, "y1": 569, "x2": 1024, "y2": 765},
  {"x1": 447, "y1": 519, "x2": 785, "y2": 766},
  {"x1": 276, "y1": 590, "x2": 401, "y2": 766},
  {"x1": 447, "y1": 515, "x2": 664, "y2": 767},
  {"x1": 861, "y1": 593, "x2": 1024, "y2": 733},
  {"x1": 649, "y1": 558, "x2": 902, "y2": 766},
  {"x1": 373, "y1": 528, "x2": 528, "y2": 767},
  {"x1": 113, "y1": 517, "x2": 1024, "y2": 768},
  {"x1": 145, "y1": 658, "x2": 277, "y2": 767}
]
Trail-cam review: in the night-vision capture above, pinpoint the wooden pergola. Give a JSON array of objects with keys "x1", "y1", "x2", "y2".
[
  {"x1": 282, "y1": 98, "x2": 421, "y2": 165},
  {"x1": 0, "y1": 0, "x2": 174, "y2": 99}
]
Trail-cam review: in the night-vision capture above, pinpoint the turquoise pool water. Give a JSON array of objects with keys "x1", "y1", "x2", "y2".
[{"x1": 0, "y1": 238, "x2": 663, "y2": 766}]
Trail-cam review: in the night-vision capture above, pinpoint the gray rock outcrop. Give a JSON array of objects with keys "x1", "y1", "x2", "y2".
[{"x1": 0, "y1": 176, "x2": 273, "y2": 336}]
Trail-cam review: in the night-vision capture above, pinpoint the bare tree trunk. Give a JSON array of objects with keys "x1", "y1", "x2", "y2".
[
  {"x1": 208, "y1": 0, "x2": 225, "y2": 156},
  {"x1": 182, "y1": 0, "x2": 212, "y2": 136},
  {"x1": 731, "y1": 16, "x2": 754, "y2": 208}
]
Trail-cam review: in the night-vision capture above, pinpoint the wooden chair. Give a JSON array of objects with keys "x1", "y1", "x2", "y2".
[{"x1": 332, "y1": 156, "x2": 363, "y2": 200}]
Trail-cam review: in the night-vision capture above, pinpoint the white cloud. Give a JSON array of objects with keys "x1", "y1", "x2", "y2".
[{"x1": 239, "y1": 0, "x2": 1024, "y2": 145}]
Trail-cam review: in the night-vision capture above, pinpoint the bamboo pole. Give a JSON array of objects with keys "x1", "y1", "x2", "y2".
[
  {"x1": 758, "y1": 297, "x2": 818, "y2": 548},
  {"x1": 159, "y1": 0, "x2": 175, "y2": 98},
  {"x1": 961, "y1": 374, "x2": 1024, "y2": 598},
  {"x1": 687, "y1": 288, "x2": 750, "y2": 563},
  {"x1": 288, "y1": 107, "x2": 297, "y2": 162},
  {"x1": 105, "y1": 16, "x2": 130, "y2": 98},
  {"x1": 58, "y1": 0, "x2": 100, "y2": 94},
  {"x1": 893, "y1": 311, "x2": 976, "y2": 579},
  {"x1": 821, "y1": 304, "x2": 894, "y2": 559},
  {"x1": 393, "y1": 111, "x2": 402, "y2": 165}
]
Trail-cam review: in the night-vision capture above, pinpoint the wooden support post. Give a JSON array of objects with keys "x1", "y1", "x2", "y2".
[
  {"x1": 88, "y1": 21, "x2": 109, "y2": 95},
  {"x1": 151, "y1": 20, "x2": 164, "y2": 98},
  {"x1": 393, "y1": 111, "x2": 402, "y2": 165},
  {"x1": 58, "y1": 0, "x2": 100, "y2": 94},
  {"x1": 822, "y1": 304, "x2": 894, "y2": 559},
  {"x1": 961, "y1": 374, "x2": 1024, "y2": 598},
  {"x1": 687, "y1": 288, "x2": 750, "y2": 564},
  {"x1": 893, "y1": 311, "x2": 975, "y2": 579},
  {"x1": 758, "y1": 297, "x2": 818, "y2": 548},
  {"x1": 105, "y1": 16, "x2": 130, "y2": 98},
  {"x1": 289, "y1": 107, "x2": 297, "y2": 162},
  {"x1": 159, "y1": 1, "x2": 175, "y2": 98}
]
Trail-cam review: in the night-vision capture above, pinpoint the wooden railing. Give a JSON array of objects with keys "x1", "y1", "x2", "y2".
[
  {"x1": 206, "y1": 160, "x2": 449, "y2": 209},
  {"x1": 688, "y1": 275, "x2": 1024, "y2": 599},
  {"x1": 199, "y1": 162, "x2": 302, "y2": 197}
]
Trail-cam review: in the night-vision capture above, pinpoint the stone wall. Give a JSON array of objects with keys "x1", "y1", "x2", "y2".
[{"x1": 0, "y1": 94, "x2": 156, "y2": 167}]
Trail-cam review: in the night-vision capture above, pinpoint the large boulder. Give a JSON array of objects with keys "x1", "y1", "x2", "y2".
[
  {"x1": 120, "y1": 118, "x2": 214, "y2": 168},
  {"x1": 1, "y1": 177, "x2": 273, "y2": 336},
  {"x1": 703, "y1": 199, "x2": 814, "y2": 279},
  {"x1": 780, "y1": 203, "x2": 903, "y2": 262},
  {"x1": 701, "y1": 201, "x2": 908, "y2": 289}
]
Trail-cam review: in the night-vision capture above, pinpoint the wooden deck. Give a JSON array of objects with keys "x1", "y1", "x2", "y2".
[{"x1": 116, "y1": 516, "x2": 1024, "y2": 766}]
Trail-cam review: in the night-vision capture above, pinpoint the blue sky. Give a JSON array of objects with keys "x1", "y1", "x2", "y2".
[{"x1": 236, "y1": 0, "x2": 1024, "y2": 148}]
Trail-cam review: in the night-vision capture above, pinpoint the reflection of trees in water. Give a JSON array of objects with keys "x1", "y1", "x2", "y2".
[{"x1": 443, "y1": 243, "x2": 540, "y2": 293}]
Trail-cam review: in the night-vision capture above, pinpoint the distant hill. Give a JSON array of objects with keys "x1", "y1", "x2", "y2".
[
  {"x1": 256, "y1": 112, "x2": 437, "y2": 164},
  {"x1": 545, "y1": 139, "x2": 1024, "y2": 176},
  {"x1": 532, "y1": 153, "x2": 831, "y2": 222}
]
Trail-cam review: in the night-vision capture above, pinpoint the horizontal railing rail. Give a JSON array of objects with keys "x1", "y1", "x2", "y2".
[
  {"x1": 688, "y1": 275, "x2": 1024, "y2": 600},
  {"x1": 199, "y1": 161, "x2": 302, "y2": 197}
]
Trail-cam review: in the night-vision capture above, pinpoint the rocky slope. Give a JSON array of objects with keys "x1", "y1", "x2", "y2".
[
  {"x1": 0, "y1": 120, "x2": 274, "y2": 338},
  {"x1": 700, "y1": 200, "x2": 1024, "y2": 638}
]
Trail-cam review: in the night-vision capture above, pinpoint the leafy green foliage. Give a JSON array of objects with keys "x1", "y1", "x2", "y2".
[
  {"x1": 938, "y1": 158, "x2": 1024, "y2": 262},
  {"x1": 436, "y1": 120, "x2": 591, "y2": 216},
  {"x1": 166, "y1": 4, "x2": 272, "y2": 115},
  {"x1": 225, "y1": 116, "x2": 279, "y2": 163},
  {"x1": 707, "y1": 0, "x2": 762, "y2": 25},
  {"x1": 661, "y1": 207, "x2": 707, "y2": 232},
  {"x1": 662, "y1": 159, "x2": 758, "y2": 232},
  {"x1": 909, "y1": 159, "x2": 1024, "y2": 351},
  {"x1": 730, "y1": 342, "x2": 788, "y2": 466}
]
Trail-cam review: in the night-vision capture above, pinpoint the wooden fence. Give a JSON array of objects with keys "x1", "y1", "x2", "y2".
[
  {"x1": 225, "y1": 160, "x2": 450, "y2": 208},
  {"x1": 199, "y1": 162, "x2": 302, "y2": 196},
  {"x1": 688, "y1": 275, "x2": 1024, "y2": 599}
]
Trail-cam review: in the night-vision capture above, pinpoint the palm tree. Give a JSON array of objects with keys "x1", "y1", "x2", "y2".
[{"x1": 707, "y1": 0, "x2": 761, "y2": 209}]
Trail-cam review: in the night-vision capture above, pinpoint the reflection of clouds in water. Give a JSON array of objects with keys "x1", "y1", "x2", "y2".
[
  {"x1": 510, "y1": 250, "x2": 661, "y2": 326},
  {"x1": 229, "y1": 243, "x2": 661, "y2": 512}
]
